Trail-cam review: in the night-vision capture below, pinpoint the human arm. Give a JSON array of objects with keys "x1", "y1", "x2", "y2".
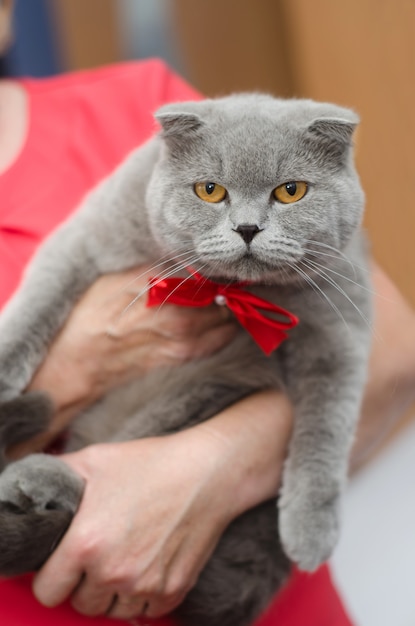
[
  {"x1": 6, "y1": 266, "x2": 290, "y2": 619},
  {"x1": 24, "y1": 262, "x2": 415, "y2": 619},
  {"x1": 23, "y1": 262, "x2": 415, "y2": 464},
  {"x1": 351, "y1": 262, "x2": 415, "y2": 470},
  {"x1": 9, "y1": 266, "x2": 237, "y2": 458},
  {"x1": 32, "y1": 389, "x2": 293, "y2": 620}
]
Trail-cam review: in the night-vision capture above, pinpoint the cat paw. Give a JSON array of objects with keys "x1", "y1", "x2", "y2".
[
  {"x1": 0, "y1": 454, "x2": 85, "y2": 576},
  {"x1": 0, "y1": 453, "x2": 84, "y2": 514},
  {"x1": 0, "y1": 392, "x2": 54, "y2": 458},
  {"x1": 0, "y1": 380, "x2": 18, "y2": 403},
  {"x1": 278, "y1": 493, "x2": 340, "y2": 571}
]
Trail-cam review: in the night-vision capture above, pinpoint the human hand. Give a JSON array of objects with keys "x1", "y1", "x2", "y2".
[
  {"x1": 15, "y1": 266, "x2": 236, "y2": 453},
  {"x1": 352, "y1": 263, "x2": 415, "y2": 469},
  {"x1": 32, "y1": 390, "x2": 292, "y2": 620},
  {"x1": 32, "y1": 435, "x2": 226, "y2": 620}
]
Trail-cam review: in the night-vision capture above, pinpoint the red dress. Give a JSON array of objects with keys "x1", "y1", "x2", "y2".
[{"x1": 0, "y1": 59, "x2": 353, "y2": 626}]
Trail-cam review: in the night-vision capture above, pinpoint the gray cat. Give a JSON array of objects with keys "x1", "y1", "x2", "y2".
[{"x1": 0, "y1": 94, "x2": 372, "y2": 626}]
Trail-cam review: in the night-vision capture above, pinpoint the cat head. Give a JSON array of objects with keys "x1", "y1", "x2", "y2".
[{"x1": 146, "y1": 94, "x2": 364, "y2": 284}]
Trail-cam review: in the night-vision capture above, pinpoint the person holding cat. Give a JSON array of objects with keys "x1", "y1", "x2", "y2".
[{"x1": 1, "y1": 2, "x2": 415, "y2": 625}]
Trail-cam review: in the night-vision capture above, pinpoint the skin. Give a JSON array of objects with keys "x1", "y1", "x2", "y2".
[
  {"x1": 19, "y1": 269, "x2": 293, "y2": 620},
  {"x1": 351, "y1": 263, "x2": 415, "y2": 469},
  {"x1": 24, "y1": 263, "x2": 415, "y2": 621},
  {"x1": 1, "y1": 4, "x2": 415, "y2": 618},
  {"x1": 33, "y1": 390, "x2": 293, "y2": 620},
  {"x1": 10, "y1": 268, "x2": 239, "y2": 456}
]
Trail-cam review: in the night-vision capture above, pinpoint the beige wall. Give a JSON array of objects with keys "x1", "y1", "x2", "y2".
[
  {"x1": 283, "y1": 0, "x2": 415, "y2": 305},
  {"x1": 53, "y1": 0, "x2": 119, "y2": 70},
  {"x1": 173, "y1": 0, "x2": 295, "y2": 97}
]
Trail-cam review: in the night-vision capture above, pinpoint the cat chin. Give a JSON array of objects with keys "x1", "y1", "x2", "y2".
[{"x1": 202, "y1": 257, "x2": 297, "y2": 285}]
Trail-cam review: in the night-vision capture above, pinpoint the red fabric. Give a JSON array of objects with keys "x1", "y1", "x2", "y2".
[
  {"x1": 257, "y1": 567, "x2": 354, "y2": 626},
  {"x1": 0, "y1": 567, "x2": 354, "y2": 626},
  {"x1": 0, "y1": 574, "x2": 172, "y2": 626},
  {"x1": 0, "y1": 60, "x2": 353, "y2": 625},
  {"x1": 0, "y1": 59, "x2": 202, "y2": 308},
  {"x1": 147, "y1": 270, "x2": 299, "y2": 355}
]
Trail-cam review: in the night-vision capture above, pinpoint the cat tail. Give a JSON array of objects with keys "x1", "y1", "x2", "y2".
[
  {"x1": 0, "y1": 391, "x2": 53, "y2": 469},
  {"x1": 0, "y1": 500, "x2": 72, "y2": 576}
]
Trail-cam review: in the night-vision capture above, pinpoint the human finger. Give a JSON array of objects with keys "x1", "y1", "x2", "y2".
[
  {"x1": 160, "y1": 320, "x2": 238, "y2": 362},
  {"x1": 69, "y1": 577, "x2": 116, "y2": 617},
  {"x1": 112, "y1": 298, "x2": 234, "y2": 342},
  {"x1": 107, "y1": 589, "x2": 186, "y2": 621},
  {"x1": 88, "y1": 265, "x2": 233, "y2": 335},
  {"x1": 143, "y1": 590, "x2": 188, "y2": 619},
  {"x1": 106, "y1": 595, "x2": 150, "y2": 620},
  {"x1": 33, "y1": 550, "x2": 83, "y2": 607}
]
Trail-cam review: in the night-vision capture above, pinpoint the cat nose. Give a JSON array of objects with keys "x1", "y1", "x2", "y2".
[{"x1": 233, "y1": 224, "x2": 262, "y2": 245}]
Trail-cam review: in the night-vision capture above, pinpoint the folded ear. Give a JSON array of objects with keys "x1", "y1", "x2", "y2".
[
  {"x1": 305, "y1": 110, "x2": 359, "y2": 167},
  {"x1": 307, "y1": 116, "x2": 359, "y2": 146},
  {"x1": 155, "y1": 104, "x2": 205, "y2": 152}
]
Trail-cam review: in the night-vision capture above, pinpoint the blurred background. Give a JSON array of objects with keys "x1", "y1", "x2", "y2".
[{"x1": 3, "y1": 2, "x2": 414, "y2": 625}]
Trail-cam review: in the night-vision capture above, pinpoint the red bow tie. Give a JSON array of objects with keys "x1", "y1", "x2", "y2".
[{"x1": 147, "y1": 269, "x2": 299, "y2": 355}]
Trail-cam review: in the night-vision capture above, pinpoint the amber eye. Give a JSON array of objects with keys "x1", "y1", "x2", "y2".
[
  {"x1": 273, "y1": 181, "x2": 308, "y2": 204},
  {"x1": 194, "y1": 182, "x2": 227, "y2": 203}
]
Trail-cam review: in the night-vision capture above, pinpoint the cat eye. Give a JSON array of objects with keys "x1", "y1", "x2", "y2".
[
  {"x1": 194, "y1": 182, "x2": 227, "y2": 203},
  {"x1": 273, "y1": 181, "x2": 308, "y2": 204}
]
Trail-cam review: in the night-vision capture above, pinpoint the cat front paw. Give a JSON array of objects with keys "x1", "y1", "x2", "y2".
[
  {"x1": 278, "y1": 491, "x2": 340, "y2": 571},
  {"x1": 0, "y1": 379, "x2": 19, "y2": 403},
  {"x1": 0, "y1": 454, "x2": 84, "y2": 575},
  {"x1": 0, "y1": 352, "x2": 31, "y2": 402},
  {"x1": 0, "y1": 392, "x2": 54, "y2": 459}
]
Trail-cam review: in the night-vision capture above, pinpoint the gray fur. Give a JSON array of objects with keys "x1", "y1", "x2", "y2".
[{"x1": 0, "y1": 94, "x2": 372, "y2": 625}]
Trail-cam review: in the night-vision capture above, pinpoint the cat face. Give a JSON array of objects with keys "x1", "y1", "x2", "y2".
[{"x1": 146, "y1": 94, "x2": 364, "y2": 284}]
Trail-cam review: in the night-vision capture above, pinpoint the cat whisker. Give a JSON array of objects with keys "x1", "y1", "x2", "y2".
[
  {"x1": 301, "y1": 259, "x2": 374, "y2": 333},
  {"x1": 119, "y1": 254, "x2": 202, "y2": 319},
  {"x1": 119, "y1": 249, "x2": 198, "y2": 294},
  {"x1": 302, "y1": 248, "x2": 360, "y2": 275},
  {"x1": 95, "y1": 250, "x2": 198, "y2": 318},
  {"x1": 304, "y1": 257, "x2": 391, "y2": 303},
  {"x1": 201, "y1": 235, "x2": 227, "y2": 244},
  {"x1": 302, "y1": 239, "x2": 348, "y2": 255},
  {"x1": 288, "y1": 261, "x2": 351, "y2": 332},
  {"x1": 152, "y1": 261, "x2": 209, "y2": 315},
  {"x1": 197, "y1": 249, "x2": 238, "y2": 257},
  {"x1": 302, "y1": 239, "x2": 362, "y2": 278},
  {"x1": 305, "y1": 259, "x2": 378, "y2": 296},
  {"x1": 277, "y1": 263, "x2": 303, "y2": 288}
]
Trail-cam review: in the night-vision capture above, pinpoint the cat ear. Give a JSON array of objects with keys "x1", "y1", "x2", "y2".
[
  {"x1": 307, "y1": 116, "x2": 358, "y2": 146},
  {"x1": 155, "y1": 105, "x2": 205, "y2": 146},
  {"x1": 305, "y1": 114, "x2": 359, "y2": 163}
]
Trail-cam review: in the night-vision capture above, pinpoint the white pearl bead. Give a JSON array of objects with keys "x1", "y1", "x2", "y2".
[{"x1": 214, "y1": 294, "x2": 227, "y2": 306}]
